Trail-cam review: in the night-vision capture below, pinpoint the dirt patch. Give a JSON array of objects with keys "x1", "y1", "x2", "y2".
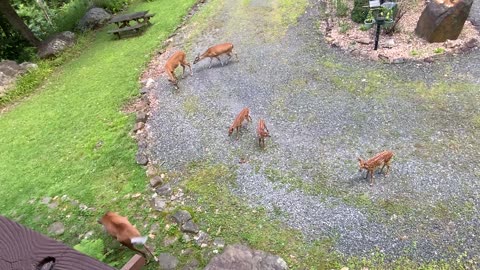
[{"x1": 321, "y1": 0, "x2": 480, "y2": 62}]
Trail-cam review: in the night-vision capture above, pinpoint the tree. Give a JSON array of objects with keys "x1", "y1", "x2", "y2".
[{"x1": 0, "y1": 0, "x2": 41, "y2": 47}]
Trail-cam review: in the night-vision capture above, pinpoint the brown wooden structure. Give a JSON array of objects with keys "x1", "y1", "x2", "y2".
[
  {"x1": 108, "y1": 11, "x2": 155, "y2": 39},
  {"x1": 0, "y1": 215, "x2": 145, "y2": 270}
]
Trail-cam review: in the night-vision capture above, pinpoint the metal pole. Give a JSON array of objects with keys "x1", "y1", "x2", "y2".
[{"x1": 374, "y1": 22, "x2": 381, "y2": 50}]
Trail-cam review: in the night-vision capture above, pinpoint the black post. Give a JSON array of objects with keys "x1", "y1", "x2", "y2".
[{"x1": 374, "y1": 22, "x2": 381, "y2": 50}]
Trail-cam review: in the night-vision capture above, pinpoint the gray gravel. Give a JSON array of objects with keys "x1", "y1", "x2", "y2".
[{"x1": 146, "y1": 0, "x2": 480, "y2": 263}]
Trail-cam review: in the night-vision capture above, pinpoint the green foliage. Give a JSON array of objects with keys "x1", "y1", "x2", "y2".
[
  {"x1": 52, "y1": 0, "x2": 90, "y2": 32},
  {"x1": 339, "y1": 22, "x2": 350, "y2": 34},
  {"x1": 13, "y1": 2, "x2": 55, "y2": 38},
  {"x1": 74, "y1": 239, "x2": 107, "y2": 261},
  {"x1": 92, "y1": 0, "x2": 130, "y2": 12},
  {"x1": 434, "y1": 47, "x2": 445, "y2": 54},
  {"x1": 334, "y1": 0, "x2": 349, "y2": 17},
  {"x1": 351, "y1": 0, "x2": 368, "y2": 23}
]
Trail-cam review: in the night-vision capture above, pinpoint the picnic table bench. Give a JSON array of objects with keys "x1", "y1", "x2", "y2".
[{"x1": 108, "y1": 11, "x2": 155, "y2": 39}]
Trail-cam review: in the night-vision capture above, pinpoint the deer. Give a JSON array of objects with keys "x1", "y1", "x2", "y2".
[
  {"x1": 164, "y1": 50, "x2": 192, "y2": 89},
  {"x1": 228, "y1": 107, "x2": 252, "y2": 139},
  {"x1": 98, "y1": 211, "x2": 157, "y2": 261},
  {"x1": 358, "y1": 150, "x2": 394, "y2": 186},
  {"x1": 257, "y1": 119, "x2": 270, "y2": 148},
  {"x1": 193, "y1": 43, "x2": 238, "y2": 69}
]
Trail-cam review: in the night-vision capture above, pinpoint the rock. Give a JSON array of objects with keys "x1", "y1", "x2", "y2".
[
  {"x1": 163, "y1": 236, "x2": 178, "y2": 246},
  {"x1": 445, "y1": 39, "x2": 460, "y2": 48},
  {"x1": 136, "y1": 112, "x2": 148, "y2": 123},
  {"x1": 41, "y1": 197, "x2": 52, "y2": 204},
  {"x1": 84, "y1": 230, "x2": 94, "y2": 239},
  {"x1": 356, "y1": 37, "x2": 372, "y2": 45},
  {"x1": 194, "y1": 230, "x2": 209, "y2": 246},
  {"x1": 145, "y1": 78, "x2": 155, "y2": 89},
  {"x1": 182, "y1": 259, "x2": 200, "y2": 270},
  {"x1": 47, "y1": 202, "x2": 58, "y2": 209},
  {"x1": 150, "y1": 176, "x2": 163, "y2": 187},
  {"x1": 153, "y1": 197, "x2": 167, "y2": 211},
  {"x1": 0, "y1": 60, "x2": 23, "y2": 77},
  {"x1": 48, "y1": 222, "x2": 65, "y2": 236},
  {"x1": 465, "y1": 38, "x2": 478, "y2": 48},
  {"x1": 205, "y1": 244, "x2": 288, "y2": 270},
  {"x1": 134, "y1": 122, "x2": 145, "y2": 132},
  {"x1": 171, "y1": 210, "x2": 192, "y2": 225},
  {"x1": 135, "y1": 152, "x2": 148, "y2": 165},
  {"x1": 158, "y1": 253, "x2": 178, "y2": 270},
  {"x1": 392, "y1": 58, "x2": 406, "y2": 64},
  {"x1": 77, "y1": 8, "x2": 111, "y2": 32},
  {"x1": 182, "y1": 233, "x2": 192, "y2": 243},
  {"x1": 38, "y1": 31, "x2": 75, "y2": 59},
  {"x1": 340, "y1": 268, "x2": 349, "y2": 270},
  {"x1": 140, "y1": 87, "x2": 149, "y2": 95},
  {"x1": 213, "y1": 238, "x2": 225, "y2": 248},
  {"x1": 181, "y1": 220, "x2": 199, "y2": 234},
  {"x1": 424, "y1": 56, "x2": 435, "y2": 63},
  {"x1": 156, "y1": 183, "x2": 173, "y2": 196},
  {"x1": 19, "y1": 62, "x2": 38, "y2": 71},
  {"x1": 383, "y1": 39, "x2": 395, "y2": 48},
  {"x1": 415, "y1": 0, "x2": 473, "y2": 43}
]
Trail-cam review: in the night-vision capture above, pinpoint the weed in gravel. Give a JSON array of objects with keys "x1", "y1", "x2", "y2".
[{"x1": 183, "y1": 96, "x2": 200, "y2": 116}]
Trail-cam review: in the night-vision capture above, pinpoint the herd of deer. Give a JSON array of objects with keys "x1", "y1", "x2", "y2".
[{"x1": 98, "y1": 43, "x2": 395, "y2": 262}]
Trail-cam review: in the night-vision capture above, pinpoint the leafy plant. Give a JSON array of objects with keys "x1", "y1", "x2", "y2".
[
  {"x1": 434, "y1": 47, "x2": 445, "y2": 54},
  {"x1": 52, "y1": 0, "x2": 90, "y2": 33},
  {"x1": 351, "y1": 0, "x2": 369, "y2": 23},
  {"x1": 74, "y1": 239, "x2": 107, "y2": 261},
  {"x1": 410, "y1": 50, "x2": 419, "y2": 56},
  {"x1": 334, "y1": 0, "x2": 349, "y2": 17},
  {"x1": 339, "y1": 22, "x2": 350, "y2": 33}
]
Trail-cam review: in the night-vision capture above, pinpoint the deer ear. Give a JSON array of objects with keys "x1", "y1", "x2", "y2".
[{"x1": 357, "y1": 157, "x2": 362, "y2": 162}]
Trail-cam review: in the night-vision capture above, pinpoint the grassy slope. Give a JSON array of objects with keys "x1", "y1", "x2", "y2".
[{"x1": 0, "y1": 0, "x2": 195, "y2": 266}]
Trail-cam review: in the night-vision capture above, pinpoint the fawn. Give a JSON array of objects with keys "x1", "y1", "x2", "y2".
[
  {"x1": 165, "y1": 50, "x2": 192, "y2": 89},
  {"x1": 228, "y1": 107, "x2": 252, "y2": 139},
  {"x1": 358, "y1": 150, "x2": 394, "y2": 186},
  {"x1": 98, "y1": 211, "x2": 156, "y2": 260},
  {"x1": 257, "y1": 119, "x2": 270, "y2": 148},
  {"x1": 193, "y1": 43, "x2": 238, "y2": 68}
]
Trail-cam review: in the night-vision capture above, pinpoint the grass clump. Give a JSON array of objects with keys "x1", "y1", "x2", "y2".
[
  {"x1": 334, "y1": 0, "x2": 349, "y2": 17},
  {"x1": 74, "y1": 238, "x2": 108, "y2": 261}
]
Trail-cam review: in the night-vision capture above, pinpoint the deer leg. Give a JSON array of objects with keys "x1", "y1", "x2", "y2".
[
  {"x1": 226, "y1": 52, "x2": 232, "y2": 64},
  {"x1": 385, "y1": 162, "x2": 391, "y2": 176},
  {"x1": 143, "y1": 244, "x2": 157, "y2": 261},
  {"x1": 215, "y1": 56, "x2": 223, "y2": 66},
  {"x1": 369, "y1": 170, "x2": 374, "y2": 186},
  {"x1": 380, "y1": 164, "x2": 386, "y2": 174},
  {"x1": 208, "y1": 58, "x2": 213, "y2": 69},
  {"x1": 181, "y1": 64, "x2": 186, "y2": 78},
  {"x1": 364, "y1": 170, "x2": 368, "y2": 179},
  {"x1": 236, "y1": 127, "x2": 240, "y2": 140},
  {"x1": 123, "y1": 242, "x2": 147, "y2": 258}
]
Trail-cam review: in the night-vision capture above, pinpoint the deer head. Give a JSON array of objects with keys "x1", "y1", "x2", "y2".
[
  {"x1": 358, "y1": 158, "x2": 366, "y2": 172},
  {"x1": 193, "y1": 53, "x2": 201, "y2": 64}
]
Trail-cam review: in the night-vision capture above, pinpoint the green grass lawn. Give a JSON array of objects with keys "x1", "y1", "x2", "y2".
[{"x1": 0, "y1": 0, "x2": 196, "y2": 267}]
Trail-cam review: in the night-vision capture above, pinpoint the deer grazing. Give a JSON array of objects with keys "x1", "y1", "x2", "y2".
[
  {"x1": 358, "y1": 150, "x2": 394, "y2": 186},
  {"x1": 164, "y1": 50, "x2": 192, "y2": 89},
  {"x1": 257, "y1": 119, "x2": 270, "y2": 148},
  {"x1": 193, "y1": 43, "x2": 238, "y2": 68},
  {"x1": 98, "y1": 211, "x2": 156, "y2": 261},
  {"x1": 228, "y1": 107, "x2": 252, "y2": 139}
]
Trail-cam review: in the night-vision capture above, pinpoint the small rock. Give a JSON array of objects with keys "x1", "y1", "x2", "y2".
[
  {"x1": 392, "y1": 58, "x2": 406, "y2": 64},
  {"x1": 140, "y1": 87, "x2": 149, "y2": 95},
  {"x1": 135, "y1": 152, "x2": 148, "y2": 165},
  {"x1": 163, "y1": 235, "x2": 178, "y2": 246},
  {"x1": 194, "y1": 230, "x2": 209, "y2": 246},
  {"x1": 41, "y1": 197, "x2": 51, "y2": 204},
  {"x1": 378, "y1": 54, "x2": 389, "y2": 62},
  {"x1": 156, "y1": 183, "x2": 173, "y2": 196},
  {"x1": 134, "y1": 122, "x2": 145, "y2": 132},
  {"x1": 465, "y1": 38, "x2": 478, "y2": 48},
  {"x1": 145, "y1": 78, "x2": 155, "y2": 89},
  {"x1": 182, "y1": 259, "x2": 200, "y2": 270},
  {"x1": 47, "y1": 202, "x2": 58, "y2": 209},
  {"x1": 153, "y1": 197, "x2": 167, "y2": 211},
  {"x1": 19, "y1": 62, "x2": 38, "y2": 70},
  {"x1": 136, "y1": 112, "x2": 148, "y2": 123},
  {"x1": 48, "y1": 222, "x2": 65, "y2": 236},
  {"x1": 158, "y1": 253, "x2": 178, "y2": 270},
  {"x1": 181, "y1": 220, "x2": 199, "y2": 234},
  {"x1": 84, "y1": 231, "x2": 94, "y2": 239},
  {"x1": 213, "y1": 238, "x2": 225, "y2": 248},
  {"x1": 182, "y1": 233, "x2": 191, "y2": 243},
  {"x1": 171, "y1": 210, "x2": 192, "y2": 225},
  {"x1": 146, "y1": 166, "x2": 157, "y2": 178},
  {"x1": 79, "y1": 204, "x2": 88, "y2": 211},
  {"x1": 150, "y1": 176, "x2": 163, "y2": 188},
  {"x1": 356, "y1": 37, "x2": 372, "y2": 45},
  {"x1": 341, "y1": 267, "x2": 349, "y2": 270},
  {"x1": 131, "y1": 193, "x2": 142, "y2": 198},
  {"x1": 424, "y1": 56, "x2": 435, "y2": 63},
  {"x1": 201, "y1": 243, "x2": 208, "y2": 248},
  {"x1": 383, "y1": 39, "x2": 395, "y2": 48}
]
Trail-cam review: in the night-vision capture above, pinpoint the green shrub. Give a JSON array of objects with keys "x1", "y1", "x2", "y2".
[
  {"x1": 334, "y1": 0, "x2": 349, "y2": 17},
  {"x1": 339, "y1": 22, "x2": 350, "y2": 33},
  {"x1": 351, "y1": 0, "x2": 369, "y2": 23},
  {"x1": 92, "y1": 0, "x2": 130, "y2": 13},
  {"x1": 52, "y1": 0, "x2": 90, "y2": 32},
  {"x1": 434, "y1": 47, "x2": 445, "y2": 54},
  {"x1": 74, "y1": 239, "x2": 107, "y2": 261}
]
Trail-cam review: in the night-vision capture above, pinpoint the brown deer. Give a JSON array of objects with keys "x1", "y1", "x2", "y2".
[
  {"x1": 98, "y1": 211, "x2": 156, "y2": 261},
  {"x1": 165, "y1": 50, "x2": 192, "y2": 89},
  {"x1": 193, "y1": 43, "x2": 238, "y2": 68},
  {"x1": 257, "y1": 119, "x2": 270, "y2": 148},
  {"x1": 228, "y1": 107, "x2": 252, "y2": 139},
  {"x1": 358, "y1": 150, "x2": 394, "y2": 186}
]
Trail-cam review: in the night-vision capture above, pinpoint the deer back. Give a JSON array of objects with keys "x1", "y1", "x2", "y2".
[
  {"x1": 364, "y1": 151, "x2": 394, "y2": 169},
  {"x1": 99, "y1": 212, "x2": 141, "y2": 243},
  {"x1": 202, "y1": 43, "x2": 234, "y2": 58},
  {"x1": 165, "y1": 51, "x2": 186, "y2": 70},
  {"x1": 257, "y1": 119, "x2": 269, "y2": 137},
  {"x1": 230, "y1": 108, "x2": 249, "y2": 129}
]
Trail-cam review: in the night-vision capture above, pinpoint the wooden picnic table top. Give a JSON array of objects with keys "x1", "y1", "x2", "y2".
[
  {"x1": 110, "y1": 11, "x2": 149, "y2": 24},
  {"x1": 0, "y1": 215, "x2": 115, "y2": 270}
]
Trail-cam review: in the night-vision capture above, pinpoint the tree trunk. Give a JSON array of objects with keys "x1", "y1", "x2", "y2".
[{"x1": 0, "y1": 0, "x2": 41, "y2": 47}]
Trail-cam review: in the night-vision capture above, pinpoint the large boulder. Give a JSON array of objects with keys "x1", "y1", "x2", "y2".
[
  {"x1": 415, "y1": 0, "x2": 473, "y2": 43},
  {"x1": 205, "y1": 244, "x2": 288, "y2": 270},
  {"x1": 77, "y1": 7, "x2": 112, "y2": 32},
  {"x1": 38, "y1": 31, "x2": 76, "y2": 59},
  {"x1": 0, "y1": 60, "x2": 38, "y2": 94}
]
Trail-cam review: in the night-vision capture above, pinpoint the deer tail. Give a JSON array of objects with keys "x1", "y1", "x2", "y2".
[{"x1": 131, "y1": 236, "x2": 148, "y2": 245}]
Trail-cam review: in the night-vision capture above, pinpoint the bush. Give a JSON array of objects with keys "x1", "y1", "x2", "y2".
[
  {"x1": 92, "y1": 0, "x2": 130, "y2": 13},
  {"x1": 334, "y1": 0, "x2": 349, "y2": 17},
  {"x1": 52, "y1": 0, "x2": 90, "y2": 33},
  {"x1": 351, "y1": 0, "x2": 369, "y2": 23}
]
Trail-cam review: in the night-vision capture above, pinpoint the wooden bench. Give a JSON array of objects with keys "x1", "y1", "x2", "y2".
[{"x1": 108, "y1": 23, "x2": 147, "y2": 39}]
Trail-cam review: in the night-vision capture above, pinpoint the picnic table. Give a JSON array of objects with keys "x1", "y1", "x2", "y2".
[{"x1": 108, "y1": 11, "x2": 155, "y2": 39}]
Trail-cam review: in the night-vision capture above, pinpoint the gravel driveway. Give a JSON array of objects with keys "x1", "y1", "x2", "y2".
[{"x1": 146, "y1": 0, "x2": 480, "y2": 263}]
